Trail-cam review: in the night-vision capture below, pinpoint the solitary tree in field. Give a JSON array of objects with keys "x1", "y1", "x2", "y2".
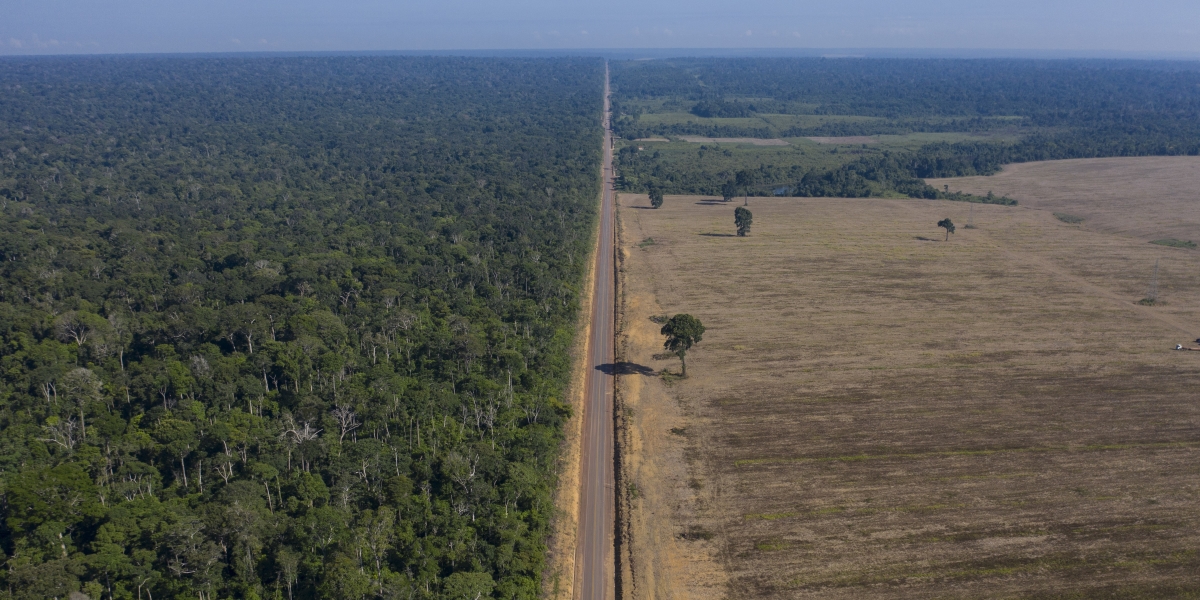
[
  {"x1": 735, "y1": 206, "x2": 753, "y2": 236},
  {"x1": 721, "y1": 180, "x2": 737, "y2": 202},
  {"x1": 649, "y1": 188, "x2": 664, "y2": 209},
  {"x1": 661, "y1": 314, "x2": 705, "y2": 377},
  {"x1": 937, "y1": 218, "x2": 955, "y2": 241}
]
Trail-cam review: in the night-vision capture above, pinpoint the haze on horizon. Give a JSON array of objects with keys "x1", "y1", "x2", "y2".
[{"x1": 3, "y1": 0, "x2": 1200, "y2": 57}]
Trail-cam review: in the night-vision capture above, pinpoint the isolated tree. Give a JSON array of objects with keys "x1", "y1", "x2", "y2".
[
  {"x1": 937, "y1": 218, "x2": 956, "y2": 241},
  {"x1": 649, "y1": 188, "x2": 664, "y2": 209},
  {"x1": 661, "y1": 314, "x2": 705, "y2": 376},
  {"x1": 721, "y1": 180, "x2": 737, "y2": 202},
  {"x1": 735, "y1": 206, "x2": 753, "y2": 236}
]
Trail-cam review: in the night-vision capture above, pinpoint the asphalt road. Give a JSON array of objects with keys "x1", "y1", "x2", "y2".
[{"x1": 576, "y1": 62, "x2": 616, "y2": 600}]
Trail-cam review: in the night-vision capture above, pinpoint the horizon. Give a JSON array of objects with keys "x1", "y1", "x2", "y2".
[
  {"x1": 4, "y1": 47, "x2": 1200, "y2": 62},
  {"x1": 6, "y1": 1, "x2": 1200, "y2": 57}
]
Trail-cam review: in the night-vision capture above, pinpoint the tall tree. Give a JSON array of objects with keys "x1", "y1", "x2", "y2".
[
  {"x1": 938, "y1": 218, "x2": 956, "y2": 241},
  {"x1": 660, "y1": 314, "x2": 705, "y2": 377},
  {"x1": 735, "y1": 206, "x2": 753, "y2": 236},
  {"x1": 649, "y1": 188, "x2": 664, "y2": 209},
  {"x1": 721, "y1": 180, "x2": 737, "y2": 202}
]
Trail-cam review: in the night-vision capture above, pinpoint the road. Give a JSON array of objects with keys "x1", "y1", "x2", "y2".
[{"x1": 575, "y1": 62, "x2": 616, "y2": 600}]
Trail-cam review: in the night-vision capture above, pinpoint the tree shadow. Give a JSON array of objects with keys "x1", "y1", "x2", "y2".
[
  {"x1": 596, "y1": 362, "x2": 656, "y2": 376},
  {"x1": 695, "y1": 201, "x2": 728, "y2": 205},
  {"x1": 627, "y1": 206, "x2": 658, "y2": 210},
  {"x1": 914, "y1": 236, "x2": 939, "y2": 242},
  {"x1": 699, "y1": 233, "x2": 737, "y2": 237}
]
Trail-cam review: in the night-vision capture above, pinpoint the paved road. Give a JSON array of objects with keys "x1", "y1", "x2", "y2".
[{"x1": 576, "y1": 62, "x2": 616, "y2": 600}]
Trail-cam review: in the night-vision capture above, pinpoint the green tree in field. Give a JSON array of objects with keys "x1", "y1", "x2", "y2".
[
  {"x1": 937, "y1": 217, "x2": 956, "y2": 241},
  {"x1": 721, "y1": 180, "x2": 737, "y2": 202},
  {"x1": 661, "y1": 314, "x2": 705, "y2": 376},
  {"x1": 649, "y1": 188, "x2": 664, "y2": 209},
  {"x1": 735, "y1": 206, "x2": 753, "y2": 236}
]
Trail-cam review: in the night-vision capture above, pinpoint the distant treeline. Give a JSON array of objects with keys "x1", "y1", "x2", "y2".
[{"x1": 612, "y1": 58, "x2": 1200, "y2": 201}]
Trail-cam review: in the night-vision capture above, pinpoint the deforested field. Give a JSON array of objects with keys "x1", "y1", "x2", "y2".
[
  {"x1": 616, "y1": 191, "x2": 1200, "y2": 599},
  {"x1": 928, "y1": 156, "x2": 1200, "y2": 244}
]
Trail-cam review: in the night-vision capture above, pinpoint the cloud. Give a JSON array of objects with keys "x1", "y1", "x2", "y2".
[{"x1": 7, "y1": 35, "x2": 62, "y2": 50}]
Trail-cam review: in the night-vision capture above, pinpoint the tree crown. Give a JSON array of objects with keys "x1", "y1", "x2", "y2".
[{"x1": 661, "y1": 314, "x2": 705, "y2": 353}]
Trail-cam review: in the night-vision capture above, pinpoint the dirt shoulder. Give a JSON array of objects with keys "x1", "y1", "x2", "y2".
[{"x1": 615, "y1": 195, "x2": 731, "y2": 600}]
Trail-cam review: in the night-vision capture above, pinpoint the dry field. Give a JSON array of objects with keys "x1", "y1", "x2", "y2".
[
  {"x1": 927, "y1": 156, "x2": 1200, "y2": 243},
  {"x1": 805, "y1": 136, "x2": 879, "y2": 145},
  {"x1": 678, "y1": 136, "x2": 790, "y2": 146},
  {"x1": 615, "y1": 187, "x2": 1200, "y2": 599}
]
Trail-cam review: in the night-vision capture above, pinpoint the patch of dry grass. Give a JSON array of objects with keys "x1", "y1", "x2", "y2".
[
  {"x1": 928, "y1": 156, "x2": 1200, "y2": 244},
  {"x1": 617, "y1": 189, "x2": 1200, "y2": 599}
]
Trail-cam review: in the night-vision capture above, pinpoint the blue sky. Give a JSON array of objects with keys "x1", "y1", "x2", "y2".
[{"x1": 3, "y1": 0, "x2": 1200, "y2": 56}]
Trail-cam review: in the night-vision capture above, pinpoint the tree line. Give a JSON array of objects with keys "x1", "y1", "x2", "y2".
[{"x1": 611, "y1": 58, "x2": 1200, "y2": 202}]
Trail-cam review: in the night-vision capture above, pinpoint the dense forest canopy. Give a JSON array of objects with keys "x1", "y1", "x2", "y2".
[
  {"x1": 611, "y1": 58, "x2": 1200, "y2": 200},
  {"x1": 0, "y1": 55, "x2": 603, "y2": 599}
]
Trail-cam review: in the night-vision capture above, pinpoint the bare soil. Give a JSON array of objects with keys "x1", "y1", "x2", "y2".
[
  {"x1": 805, "y1": 136, "x2": 879, "y2": 145},
  {"x1": 616, "y1": 189, "x2": 1200, "y2": 599},
  {"x1": 679, "y1": 136, "x2": 790, "y2": 146}
]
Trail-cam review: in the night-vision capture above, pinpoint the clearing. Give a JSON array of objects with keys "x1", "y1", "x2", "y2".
[
  {"x1": 679, "y1": 136, "x2": 789, "y2": 146},
  {"x1": 805, "y1": 136, "x2": 878, "y2": 145},
  {"x1": 616, "y1": 188, "x2": 1200, "y2": 599},
  {"x1": 928, "y1": 156, "x2": 1200, "y2": 244}
]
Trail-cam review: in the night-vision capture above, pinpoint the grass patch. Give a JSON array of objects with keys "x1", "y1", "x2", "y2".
[
  {"x1": 755, "y1": 538, "x2": 790, "y2": 552},
  {"x1": 659, "y1": 370, "x2": 684, "y2": 383},
  {"x1": 680, "y1": 526, "x2": 715, "y2": 541},
  {"x1": 1150, "y1": 238, "x2": 1196, "y2": 249},
  {"x1": 743, "y1": 511, "x2": 799, "y2": 521},
  {"x1": 1054, "y1": 212, "x2": 1085, "y2": 224},
  {"x1": 638, "y1": 237, "x2": 656, "y2": 248}
]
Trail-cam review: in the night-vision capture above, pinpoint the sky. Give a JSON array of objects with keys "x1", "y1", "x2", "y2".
[{"x1": 3, "y1": 0, "x2": 1200, "y2": 57}]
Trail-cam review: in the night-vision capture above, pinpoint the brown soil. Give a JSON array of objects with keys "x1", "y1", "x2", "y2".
[
  {"x1": 805, "y1": 136, "x2": 879, "y2": 145},
  {"x1": 927, "y1": 156, "x2": 1200, "y2": 243},
  {"x1": 679, "y1": 136, "x2": 789, "y2": 146},
  {"x1": 616, "y1": 191, "x2": 1200, "y2": 599}
]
